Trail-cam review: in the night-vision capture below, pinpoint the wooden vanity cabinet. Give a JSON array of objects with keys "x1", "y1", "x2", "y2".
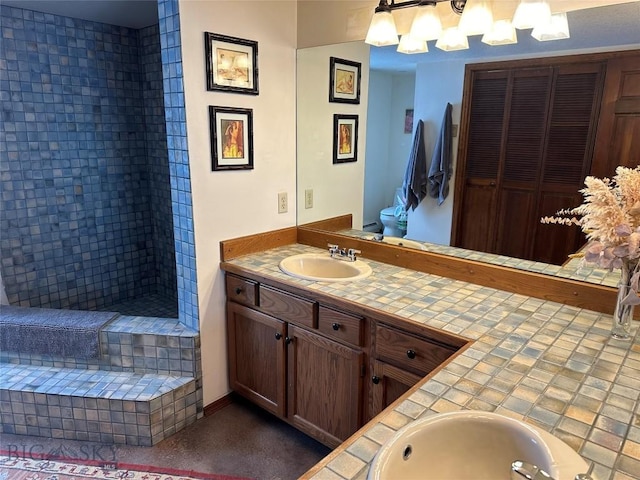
[
  {"x1": 225, "y1": 272, "x2": 466, "y2": 446},
  {"x1": 369, "y1": 323, "x2": 460, "y2": 418},
  {"x1": 225, "y1": 274, "x2": 366, "y2": 448},
  {"x1": 227, "y1": 301, "x2": 286, "y2": 417}
]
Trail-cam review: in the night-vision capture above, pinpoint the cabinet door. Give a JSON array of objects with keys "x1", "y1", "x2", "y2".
[
  {"x1": 286, "y1": 325, "x2": 364, "y2": 448},
  {"x1": 370, "y1": 360, "x2": 422, "y2": 418},
  {"x1": 227, "y1": 301, "x2": 286, "y2": 417}
]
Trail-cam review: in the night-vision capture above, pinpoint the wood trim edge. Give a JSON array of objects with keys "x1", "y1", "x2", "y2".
[
  {"x1": 203, "y1": 392, "x2": 234, "y2": 416},
  {"x1": 220, "y1": 226, "x2": 298, "y2": 261},
  {"x1": 297, "y1": 228, "x2": 619, "y2": 316},
  {"x1": 298, "y1": 214, "x2": 353, "y2": 231}
]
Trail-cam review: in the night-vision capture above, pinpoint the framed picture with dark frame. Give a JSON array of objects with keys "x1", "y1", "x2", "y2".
[
  {"x1": 329, "y1": 57, "x2": 361, "y2": 104},
  {"x1": 333, "y1": 114, "x2": 359, "y2": 164},
  {"x1": 209, "y1": 106, "x2": 254, "y2": 171},
  {"x1": 204, "y1": 32, "x2": 259, "y2": 95}
]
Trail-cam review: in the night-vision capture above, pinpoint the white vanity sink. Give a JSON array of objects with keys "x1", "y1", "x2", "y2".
[
  {"x1": 368, "y1": 411, "x2": 589, "y2": 480},
  {"x1": 279, "y1": 253, "x2": 372, "y2": 282},
  {"x1": 380, "y1": 236, "x2": 427, "y2": 250}
]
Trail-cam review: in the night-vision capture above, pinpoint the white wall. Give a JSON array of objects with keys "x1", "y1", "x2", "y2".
[
  {"x1": 406, "y1": 61, "x2": 465, "y2": 246},
  {"x1": 180, "y1": 0, "x2": 297, "y2": 405},
  {"x1": 363, "y1": 71, "x2": 415, "y2": 228},
  {"x1": 296, "y1": 42, "x2": 370, "y2": 228}
]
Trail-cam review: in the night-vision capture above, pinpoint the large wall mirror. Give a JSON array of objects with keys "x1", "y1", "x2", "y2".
[{"x1": 296, "y1": 1, "x2": 640, "y2": 291}]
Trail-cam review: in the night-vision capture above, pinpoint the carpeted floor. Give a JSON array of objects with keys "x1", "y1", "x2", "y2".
[{"x1": 0, "y1": 397, "x2": 331, "y2": 480}]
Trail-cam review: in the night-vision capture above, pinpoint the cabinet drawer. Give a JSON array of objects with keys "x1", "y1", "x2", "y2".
[
  {"x1": 375, "y1": 324, "x2": 457, "y2": 376},
  {"x1": 318, "y1": 306, "x2": 364, "y2": 347},
  {"x1": 226, "y1": 274, "x2": 258, "y2": 307},
  {"x1": 260, "y1": 285, "x2": 317, "y2": 328}
]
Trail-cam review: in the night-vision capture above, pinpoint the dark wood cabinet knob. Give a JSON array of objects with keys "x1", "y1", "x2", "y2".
[
  {"x1": 275, "y1": 332, "x2": 282, "y2": 340},
  {"x1": 372, "y1": 376, "x2": 380, "y2": 384},
  {"x1": 407, "y1": 349, "x2": 416, "y2": 359},
  {"x1": 285, "y1": 337, "x2": 293, "y2": 345},
  {"x1": 235, "y1": 287, "x2": 243, "y2": 295},
  {"x1": 332, "y1": 322, "x2": 340, "y2": 331}
]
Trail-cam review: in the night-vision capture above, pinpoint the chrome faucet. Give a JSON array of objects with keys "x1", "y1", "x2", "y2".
[
  {"x1": 327, "y1": 244, "x2": 361, "y2": 262},
  {"x1": 511, "y1": 460, "x2": 593, "y2": 480}
]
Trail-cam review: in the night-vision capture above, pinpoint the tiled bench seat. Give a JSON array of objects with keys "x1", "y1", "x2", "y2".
[
  {"x1": 0, "y1": 363, "x2": 197, "y2": 446},
  {"x1": 0, "y1": 316, "x2": 200, "y2": 377}
]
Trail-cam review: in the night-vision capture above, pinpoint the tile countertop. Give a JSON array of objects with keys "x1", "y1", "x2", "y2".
[{"x1": 223, "y1": 244, "x2": 640, "y2": 480}]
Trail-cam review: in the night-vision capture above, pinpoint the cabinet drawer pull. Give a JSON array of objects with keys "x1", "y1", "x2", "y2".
[
  {"x1": 372, "y1": 375, "x2": 380, "y2": 385},
  {"x1": 235, "y1": 287, "x2": 243, "y2": 295},
  {"x1": 332, "y1": 322, "x2": 341, "y2": 331},
  {"x1": 285, "y1": 337, "x2": 293, "y2": 345},
  {"x1": 407, "y1": 349, "x2": 416, "y2": 359},
  {"x1": 275, "y1": 332, "x2": 282, "y2": 341}
]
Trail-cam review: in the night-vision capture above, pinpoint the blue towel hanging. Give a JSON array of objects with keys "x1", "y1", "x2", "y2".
[
  {"x1": 402, "y1": 119, "x2": 427, "y2": 212},
  {"x1": 428, "y1": 103, "x2": 453, "y2": 206}
]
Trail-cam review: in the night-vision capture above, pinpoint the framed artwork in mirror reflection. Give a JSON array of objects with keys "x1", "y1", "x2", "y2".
[
  {"x1": 209, "y1": 106, "x2": 254, "y2": 171},
  {"x1": 329, "y1": 57, "x2": 361, "y2": 104},
  {"x1": 205, "y1": 32, "x2": 259, "y2": 95},
  {"x1": 333, "y1": 114, "x2": 358, "y2": 164}
]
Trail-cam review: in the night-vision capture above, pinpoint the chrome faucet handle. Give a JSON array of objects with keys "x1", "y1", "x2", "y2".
[
  {"x1": 347, "y1": 248, "x2": 361, "y2": 261},
  {"x1": 511, "y1": 461, "x2": 555, "y2": 480},
  {"x1": 328, "y1": 244, "x2": 340, "y2": 256}
]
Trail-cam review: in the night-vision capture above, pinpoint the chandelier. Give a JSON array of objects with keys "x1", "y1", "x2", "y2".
[{"x1": 365, "y1": 0, "x2": 570, "y2": 54}]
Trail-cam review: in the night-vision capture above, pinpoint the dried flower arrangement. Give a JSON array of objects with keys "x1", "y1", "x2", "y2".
[{"x1": 541, "y1": 165, "x2": 640, "y2": 307}]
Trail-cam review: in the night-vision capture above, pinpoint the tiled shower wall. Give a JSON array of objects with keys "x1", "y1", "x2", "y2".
[
  {"x1": 0, "y1": 7, "x2": 177, "y2": 311},
  {"x1": 140, "y1": 24, "x2": 176, "y2": 301}
]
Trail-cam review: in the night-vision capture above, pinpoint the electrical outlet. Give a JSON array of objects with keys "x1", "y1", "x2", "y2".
[
  {"x1": 278, "y1": 192, "x2": 288, "y2": 213},
  {"x1": 304, "y1": 189, "x2": 313, "y2": 209}
]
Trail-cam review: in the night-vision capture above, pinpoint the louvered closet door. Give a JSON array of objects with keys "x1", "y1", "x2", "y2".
[
  {"x1": 531, "y1": 63, "x2": 605, "y2": 265},
  {"x1": 455, "y1": 71, "x2": 508, "y2": 253},
  {"x1": 455, "y1": 60, "x2": 605, "y2": 265},
  {"x1": 494, "y1": 68, "x2": 551, "y2": 260}
]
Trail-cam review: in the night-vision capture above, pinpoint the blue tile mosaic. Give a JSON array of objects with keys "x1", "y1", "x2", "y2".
[
  {"x1": 0, "y1": 5, "x2": 177, "y2": 318},
  {"x1": 157, "y1": 0, "x2": 198, "y2": 331}
]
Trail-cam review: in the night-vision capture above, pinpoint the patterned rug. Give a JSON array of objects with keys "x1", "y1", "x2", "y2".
[{"x1": 0, "y1": 452, "x2": 252, "y2": 480}]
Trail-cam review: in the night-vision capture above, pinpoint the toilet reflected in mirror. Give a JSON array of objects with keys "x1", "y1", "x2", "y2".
[{"x1": 379, "y1": 187, "x2": 406, "y2": 237}]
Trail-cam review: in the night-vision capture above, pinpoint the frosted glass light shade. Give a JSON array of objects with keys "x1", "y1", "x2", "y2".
[
  {"x1": 397, "y1": 34, "x2": 428, "y2": 54},
  {"x1": 482, "y1": 20, "x2": 517, "y2": 45},
  {"x1": 531, "y1": 12, "x2": 570, "y2": 41},
  {"x1": 365, "y1": 10, "x2": 399, "y2": 46},
  {"x1": 409, "y1": 4, "x2": 443, "y2": 41},
  {"x1": 458, "y1": 0, "x2": 494, "y2": 36},
  {"x1": 512, "y1": 0, "x2": 551, "y2": 29},
  {"x1": 435, "y1": 27, "x2": 469, "y2": 51}
]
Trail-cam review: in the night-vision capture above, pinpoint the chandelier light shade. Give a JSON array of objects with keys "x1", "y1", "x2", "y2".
[
  {"x1": 365, "y1": 2, "x2": 400, "y2": 46},
  {"x1": 397, "y1": 33, "x2": 429, "y2": 53},
  {"x1": 435, "y1": 27, "x2": 469, "y2": 51},
  {"x1": 481, "y1": 19, "x2": 518, "y2": 45},
  {"x1": 512, "y1": 0, "x2": 552, "y2": 29},
  {"x1": 458, "y1": 0, "x2": 494, "y2": 36},
  {"x1": 531, "y1": 12, "x2": 570, "y2": 41},
  {"x1": 365, "y1": 0, "x2": 572, "y2": 55},
  {"x1": 409, "y1": 4, "x2": 443, "y2": 41}
]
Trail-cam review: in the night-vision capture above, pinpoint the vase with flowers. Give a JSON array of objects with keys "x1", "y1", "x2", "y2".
[{"x1": 541, "y1": 166, "x2": 640, "y2": 340}]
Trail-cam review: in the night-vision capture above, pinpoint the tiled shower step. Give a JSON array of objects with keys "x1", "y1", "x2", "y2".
[
  {"x1": 0, "y1": 364, "x2": 198, "y2": 446},
  {"x1": 0, "y1": 315, "x2": 200, "y2": 377}
]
